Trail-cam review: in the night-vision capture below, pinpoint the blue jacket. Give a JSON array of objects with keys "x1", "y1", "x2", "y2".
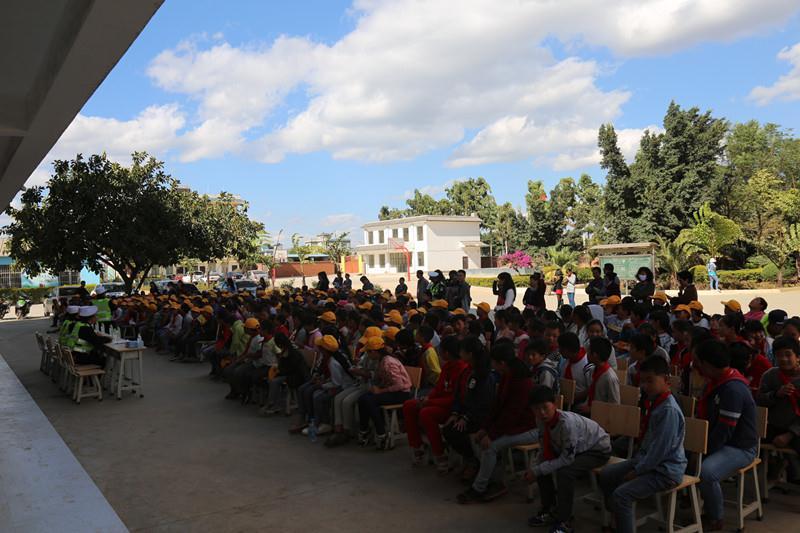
[
  {"x1": 706, "y1": 379, "x2": 758, "y2": 454},
  {"x1": 632, "y1": 394, "x2": 687, "y2": 484}
]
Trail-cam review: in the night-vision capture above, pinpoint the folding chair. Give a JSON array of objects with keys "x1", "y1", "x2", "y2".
[
  {"x1": 620, "y1": 384, "x2": 640, "y2": 407},
  {"x1": 559, "y1": 378, "x2": 576, "y2": 410},
  {"x1": 382, "y1": 366, "x2": 422, "y2": 449},
  {"x1": 677, "y1": 394, "x2": 696, "y2": 418},
  {"x1": 616, "y1": 367, "x2": 628, "y2": 385},
  {"x1": 616, "y1": 357, "x2": 629, "y2": 372},
  {"x1": 724, "y1": 406, "x2": 766, "y2": 531},
  {"x1": 760, "y1": 442, "x2": 800, "y2": 502}
]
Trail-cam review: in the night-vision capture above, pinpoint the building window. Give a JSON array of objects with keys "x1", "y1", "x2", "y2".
[
  {"x1": 403, "y1": 227, "x2": 409, "y2": 241},
  {"x1": 416, "y1": 225, "x2": 424, "y2": 241},
  {"x1": 392, "y1": 228, "x2": 398, "y2": 238},
  {"x1": 378, "y1": 230, "x2": 385, "y2": 244},
  {"x1": 417, "y1": 252, "x2": 425, "y2": 268},
  {"x1": 378, "y1": 254, "x2": 386, "y2": 268},
  {"x1": 367, "y1": 255, "x2": 375, "y2": 268},
  {"x1": 368, "y1": 231, "x2": 374, "y2": 245}
]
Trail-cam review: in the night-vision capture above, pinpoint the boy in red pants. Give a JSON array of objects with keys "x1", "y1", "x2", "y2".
[{"x1": 404, "y1": 336, "x2": 468, "y2": 472}]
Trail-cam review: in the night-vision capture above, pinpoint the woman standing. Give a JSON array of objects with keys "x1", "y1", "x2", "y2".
[
  {"x1": 493, "y1": 272, "x2": 516, "y2": 311},
  {"x1": 707, "y1": 258, "x2": 720, "y2": 291},
  {"x1": 630, "y1": 266, "x2": 656, "y2": 303},
  {"x1": 565, "y1": 267, "x2": 577, "y2": 308},
  {"x1": 552, "y1": 269, "x2": 564, "y2": 309}
]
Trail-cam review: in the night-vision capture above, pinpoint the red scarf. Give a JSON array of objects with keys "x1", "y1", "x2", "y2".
[
  {"x1": 697, "y1": 368, "x2": 749, "y2": 419},
  {"x1": 587, "y1": 362, "x2": 611, "y2": 406},
  {"x1": 542, "y1": 410, "x2": 561, "y2": 460},
  {"x1": 564, "y1": 348, "x2": 586, "y2": 380},
  {"x1": 778, "y1": 369, "x2": 800, "y2": 417},
  {"x1": 640, "y1": 391, "x2": 671, "y2": 440}
]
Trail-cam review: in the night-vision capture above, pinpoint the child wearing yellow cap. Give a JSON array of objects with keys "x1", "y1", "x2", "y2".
[{"x1": 356, "y1": 336, "x2": 412, "y2": 450}]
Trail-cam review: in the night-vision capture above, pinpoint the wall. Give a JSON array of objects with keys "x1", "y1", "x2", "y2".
[
  {"x1": 425, "y1": 220, "x2": 482, "y2": 272},
  {"x1": 273, "y1": 261, "x2": 337, "y2": 278}
]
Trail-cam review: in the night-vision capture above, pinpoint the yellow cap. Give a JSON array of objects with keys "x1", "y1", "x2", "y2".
[
  {"x1": 652, "y1": 291, "x2": 668, "y2": 303},
  {"x1": 687, "y1": 301, "x2": 704, "y2": 312},
  {"x1": 244, "y1": 317, "x2": 260, "y2": 329},
  {"x1": 384, "y1": 310, "x2": 403, "y2": 326},
  {"x1": 358, "y1": 302, "x2": 373, "y2": 311},
  {"x1": 431, "y1": 299, "x2": 448, "y2": 309},
  {"x1": 451, "y1": 308, "x2": 466, "y2": 316},
  {"x1": 315, "y1": 334, "x2": 339, "y2": 352},
  {"x1": 319, "y1": 311, "x2": 337, "y2": 324},
  {"x1": 674, "y1": 304, "x2": 692, "y2": 314},
  {"x1": 600, "y1": 295, "x2": 622, "y2": 307},
  {"x1": 722, "y1": 300, "x2": 742, "y2": 313},
  {"x1": 364, "y1": 336, "x2": 385, "y2": 351},
  {"x1": 476, "y1": 302, "x2": 491, "y2": 314},
  {"x1": 383, "y1": 326, "x2": 400, "y2": 341}
]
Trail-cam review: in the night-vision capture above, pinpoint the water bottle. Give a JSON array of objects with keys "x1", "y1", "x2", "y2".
[
  {"x1": 136, "y1": 333, "x2": 144, "y2": 348},
  {"x1": 308, "y1": 417, "x2": 318, "y2": 443}
]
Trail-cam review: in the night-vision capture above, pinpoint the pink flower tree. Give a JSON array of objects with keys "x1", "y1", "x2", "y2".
[{"x1": 498, "y1": 250, "x2": 533, "y2": 274}]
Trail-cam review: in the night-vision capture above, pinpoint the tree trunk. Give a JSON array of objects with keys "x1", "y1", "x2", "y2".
[
  {"x1": 135, "y1": 265, "x2": 152, "y2": 293},
  {"x1": 796, "y1": 255, "x2": 800, "y2": 282},
  {"x1": 777, "y1": 267, "x2": 784, "y2": 288},
  {"x1": 670, "y1": 272, "x2": 678, "y2": 290}
]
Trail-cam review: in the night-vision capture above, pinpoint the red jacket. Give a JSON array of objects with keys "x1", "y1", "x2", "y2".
[
  {"x1": 746, "y1": 354, "x2": 772, "y2": 391},
  {"x1": 427, "y1": 359, "x2": 470, "y2": 408},
  {"x1": 486, "y1": 366, "x2": 536, "y2": 439}
]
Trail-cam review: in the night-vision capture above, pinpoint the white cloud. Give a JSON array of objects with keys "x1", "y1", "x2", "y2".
[
  {"x1": 544, "y1": 125, "x2": 664, "y2": 171},
  {"x1": 749, "y1": 42, "x2": 800, "y2": 105},
  {"x1": 320, "y1": 213, "x2": 362, "y2": 228},
  {"x1": 25, "y1": 0, "x2": 799, "y2": 183},
  {"x1": 402, "y1": 180, "x2": 458, "y2": 200}
]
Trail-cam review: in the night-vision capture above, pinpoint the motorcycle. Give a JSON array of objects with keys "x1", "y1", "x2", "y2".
[
  {"x1": 15, "y1": 294, "x2": 31, "y2": 319},
  {"x1": 0, "y1": 300, "x2": 9, "y2": 319}
]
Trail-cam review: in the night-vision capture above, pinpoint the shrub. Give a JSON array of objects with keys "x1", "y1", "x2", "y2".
[{"x1": 0, "y1": 287, "x2": 54, "y2": 304}]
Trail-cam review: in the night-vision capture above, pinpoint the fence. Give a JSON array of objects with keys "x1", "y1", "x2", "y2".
[{"x1": 0, "y1": 266, "x2": 22, "y2": 288}]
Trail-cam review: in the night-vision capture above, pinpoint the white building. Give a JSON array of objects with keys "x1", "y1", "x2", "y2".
[{"x1": 355, "y1": 215, "x2": 483, "y2": 275}]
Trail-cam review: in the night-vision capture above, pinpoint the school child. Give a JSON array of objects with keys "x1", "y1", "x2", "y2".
[
  {"x1": 598, "y1": 356, "x2": 687, "y2": 533},
  {"x1": 457, "y1": 341, "x2": 537, "y2": 504},
  {"x1": 584, "y1": 319, "x2": 618, "y2": 368},
  {"x1": 637, "y1": 323, "x2": 671, "y2": 363},
  {"x1": 757, "y1": 336, "x2": 800, "y2": 457},
  {"x1": 689, "y1": 301, "x2": 710, "y2": 329},
  {"x1": 222, "y1": 318, "x2": 264, "y2": 401},
  {"x1": 543, "y1": 321, "x2": 564, "y2": 361},
  {"x1": 525, "y1": 386, "x2": 612, "y2": 533},
  {"x1": 394, "y1": 328, "x2": 421, "y2": 366},
  {"x1": 626, "y1": 333, "x2": 655, "y2": 386},
  {"x1": 743, "y1": 319, "x2": 773, "y2": 366},
  {"x1": 355, "y1": 336, "x2": 412, "y2": 450},
  {"x1": 670, "y1": 320, "x2": 693, "y2": 369},
  {"x1": 494, "y1": 309, "x2": 514, "y2": 342},
  {"x1": 694, "y1": 339, "x2": 758, "y2": 531},
  {"x1": 405, "y1": 336, "x2": 469, "y2": 471},
  {"x1": 579, "y1": 337, "x2": 620, "y2": 415},
  {"x1": 260, "y1": 332, "x2": 308, "y2": 415},
  {"x1": 526, "y1": 337, "x2": 560, "y2": 392},
  {"x1": 718, "y1": 314, "x2": 744, "y2": 345},
  {"x1": 558, "y1": 332, "x2": 591, "y2": 408},
  {"x1": 649, "y1": 310, "x2": 674, "y2": 352},
  {"x1": 415, "y1": 325, "x2": 442, "y2": 393},
  {"x1": 442, "y1": 336, "x2": 496, "y2": 481},
  {"x1": 509, "y1": 312, "x2": 531, "y2": 359}
]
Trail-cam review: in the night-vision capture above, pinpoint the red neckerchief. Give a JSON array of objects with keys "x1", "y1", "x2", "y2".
[
  {"x1": 697, "y1": 368, "x2": 749, "y2": 419},
  {"x1": 587, "y1": 362, "x2": 611, "y2": 406},
  {"x1": 778, "y1": 369, "x2": 800, "y2": 417},
  {"x1": 564, "y1": 348, "x2": 585, "y2": 380},
  {"x1": 671, "y1": 343, "x2": 687, "y2": 368},
  {"x1": 640, "y1": 391, "x2": 671, "y2": 440},
  {"x1": 542, "y1": 410, "x2": 561, "y2": 461}
]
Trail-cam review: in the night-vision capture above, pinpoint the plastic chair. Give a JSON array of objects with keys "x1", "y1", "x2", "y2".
[{"x1": 724, "y1": 406, "x2": 766, "y2": 532}]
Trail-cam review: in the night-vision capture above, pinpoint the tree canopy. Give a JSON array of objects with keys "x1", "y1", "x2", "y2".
[{"x1": 3, "y1": 152, "x2": 263, "y2": 293}]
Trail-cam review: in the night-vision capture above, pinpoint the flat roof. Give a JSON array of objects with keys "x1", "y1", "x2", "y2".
[
  {"x1": 590, "y1": 242, "x2": 656, "y2": 253},
  {"x1": 363, "y1": 215, "x2": 481, "y2": 228}
]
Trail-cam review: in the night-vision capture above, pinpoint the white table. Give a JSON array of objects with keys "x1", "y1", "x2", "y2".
[{"x1": 104, "y1": 342, "x2": 145, "y2": 400}]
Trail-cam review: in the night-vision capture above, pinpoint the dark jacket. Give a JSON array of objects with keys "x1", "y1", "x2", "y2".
[
  {"x1": 485, "y1": 359, "x2": 536, "y2": 439},
  {"x1": 452, "y1": 368, "x2": 496, "y2": 432},
  {"x1": 705, "y1": 378, "x2": 758, "y2": 454},
  {"x1": 279, "y1": 346, "x2": 309, "y2": 388},
  {"x1": 630, "y1": 281, "x2": 655, "y2": 302}
]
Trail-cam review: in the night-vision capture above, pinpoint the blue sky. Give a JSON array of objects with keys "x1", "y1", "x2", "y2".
[{"x1": 34, "y1": 1, "x2": 800, "y2": 245}]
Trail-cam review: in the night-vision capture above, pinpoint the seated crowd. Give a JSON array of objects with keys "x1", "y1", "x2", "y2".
[{"x1": 52, "y1": 267, "x2": 800, "y2": 533}]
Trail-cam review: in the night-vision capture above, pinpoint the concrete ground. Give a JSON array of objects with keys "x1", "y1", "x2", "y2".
[{"x1": 1, "y1": 295, "x2": 798, "y2": 532}]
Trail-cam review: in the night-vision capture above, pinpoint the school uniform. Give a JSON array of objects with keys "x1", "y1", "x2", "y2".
[
  {"x1": 562, "y1": 352, "x2": 592, "y2": 408},
  {"x1": 443, "y1": 369, "x2": 496, "y2": 463},
  {"x1": 587, "y1": 362, "x2": 620, "y2": 406},
  {"x1": 599, "y1": 394, "x2": 687, "y2": 533},
  {"x1": 533, "y1": 411, "x2": 612, "y2": 525},
  {"x1": 419, "y1": 343, "x2": 442, "y2": 393},
  {"x1": 533, "y1": 358, "x2": 560, "y2": 393},
  {"x1": 404, "y1": 359, "x2": 469, "y2": 456},
  {"x1": 697, "y1": 369, "x2": 758, "y2": 523},
  {"x1": 358, "y1": 355, "x2": 412, "y2": 436}
]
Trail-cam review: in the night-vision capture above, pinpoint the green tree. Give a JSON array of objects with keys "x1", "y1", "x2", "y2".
[
  {"x1": 676, "y1": 203, "x2": 743, "y2": 260},
  {"x1": 290, "y1": 233, "x2": 313, "y2": 286},
  {"x1": 545, "y1": 246, "x2": 579, "y2": 271},
  {"x1": 655, "y1": 236, "x2": 691, "y2": 288},
  {"x1": 321, "y1": 232, "x2": 352, "y2": 272},
  {"x1": 761, "y1": 224, "x2": 800, "y2": 287},
  {"x1": 3, "y1": 152, "x2": 262, "y2": 293},
  {"x1": 572, "y1": 173, "x2": 604, "y2": 246},
  {"x1": 599, "y1": 124, "x2": 639, "y2": 242},
  {"x1": 525, "y1": 180, "x2": 557, "y2": 248}
]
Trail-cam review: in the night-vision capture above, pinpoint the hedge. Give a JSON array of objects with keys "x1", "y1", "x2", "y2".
[
  {"x1": 0, "y1": 287, "x2": 55, "y2": 304},
  {"x1": 469, "y1": 267, "x2": 594, "y2": 288}
]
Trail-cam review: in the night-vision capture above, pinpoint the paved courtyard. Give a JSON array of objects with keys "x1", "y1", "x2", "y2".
[{"x1": 0, "y1": 294, "x2": 798, "y2": 531}]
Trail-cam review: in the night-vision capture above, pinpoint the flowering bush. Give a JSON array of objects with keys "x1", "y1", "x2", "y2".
[{"x1": 498, "y1": 250, "x2": 533, "y2": 273}]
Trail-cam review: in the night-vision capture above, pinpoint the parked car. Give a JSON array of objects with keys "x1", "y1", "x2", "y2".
[
  {"x1": 190, "y1": 271, "x2": 207, "y2": 283},
  {"x1": 207, "y1": 271, "x2": 221, "y2": 283},
  {"x1": 245, "y1": 270, "x2": 269, "y2": 282},
  {"x1": 43, "y1": 285, "x2": 85, "y2": 316},
  {"x1": 216, "y1": 279, "x2": 258, "y2": 295},
  {"x1": 153, "y1": 279, "x2": 200, "y2": 295},
  {"x1": 91, "y1": 282, "x2": 126, "y2": 298}
]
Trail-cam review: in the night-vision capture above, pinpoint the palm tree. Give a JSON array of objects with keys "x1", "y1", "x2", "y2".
[
  {"x1": 656, "y1": 236, "x2": 690, "y2": 289},
  {"x1": 546, "y1": 246, "x2": 579, "y2": 271}
]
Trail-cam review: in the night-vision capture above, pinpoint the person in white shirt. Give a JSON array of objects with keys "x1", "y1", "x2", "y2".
[
  {"x1": 493, "y1": 272, "x2": 516, "y2": 311},
  {"x1": 565, "y1": 268, "x2": 577, "y2": 308}
]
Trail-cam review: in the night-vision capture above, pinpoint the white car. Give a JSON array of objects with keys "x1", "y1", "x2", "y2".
[
  {"x1": 216, "y1": 279, "x2": 259, "y2": 295},
  {"x1": 91, "y1": 282, "x2": 126, "y2": 298},
  {"x1": 246, "y1": 270, "x2": 269, "y2": 282}
]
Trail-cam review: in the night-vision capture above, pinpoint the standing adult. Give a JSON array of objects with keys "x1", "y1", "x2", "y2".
[
  {"x1": 603, "y1": 264, "x2": 621, "y2": 297},
  {"x1": 92, "y1": 285, "x2": 112, "y2": 334},
  {"x1": 585, "y1": 267, "x2": 605, "y2": 304},
  {"x1": 415, "y1": 270, "x2": 429, "y2": 302},
  {"x1": 457, "y1": 269, "x2": 472, "y2": 312},
  {"x1": 360, "y1": 276, "x2": 374, "y2": 291},
  {"x1": 565, "y1": 267, "x2": 577, "y2": 308},
  {"x1": 493, "y1": 272, "x2": 516, "y2": 311},
  {"x1": 523, "y1": 272, "x2": 547, "y2": 312},
  {"x1": 333, "y1": 272, "x2": 344, "y2": 290},
  {"x1": 672, "y1": 270, "x2": 698, "y2": 306},
  {"x1": 707, "y1": 258, "x2": 720, "y2": 292},
  {"x1": 317, "y1": 272, "x2": 330, "y2": 292},
  {"x1": 630, "y1": 267, "x2": 655, "y2": 303},
  {"x1": 343, "y1": 273, "x2": 352, "y2": 290}
]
